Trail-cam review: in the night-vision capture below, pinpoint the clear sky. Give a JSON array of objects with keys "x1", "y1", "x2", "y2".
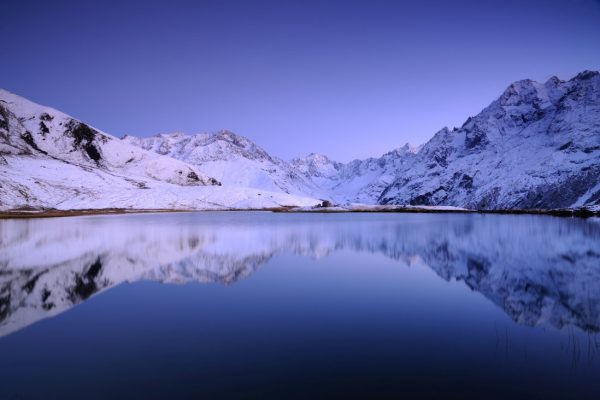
[{"x1": 2, "y1": 0, "x2": 600, "y2": 161}]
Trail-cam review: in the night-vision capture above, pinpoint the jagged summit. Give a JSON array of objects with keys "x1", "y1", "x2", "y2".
[
  {"x1": 379, "y1": 70, "x2": 600, "y2": 209},
  {"x1": 123, "y1": 130, "x2": 324, "y2": 198},
  {"x1": 572, "y1": 70, "x2": 600, "y2": 81},
  {"x1": 291, "y1": 153, "x2": 341, "y2": 178},
  {"x1": 124, "y1": 129, "x2": 273, "y2": 161},
  {"x1": 395, "y1": 142, "x2": 420, "y2": 154}
]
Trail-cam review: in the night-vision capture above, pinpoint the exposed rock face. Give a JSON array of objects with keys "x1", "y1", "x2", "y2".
[{"x1": 0, "y1": 90, "x2": 217, "y2": 187}]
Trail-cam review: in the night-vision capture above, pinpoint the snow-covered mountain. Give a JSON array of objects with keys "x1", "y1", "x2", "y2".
[
  {"x1": 292, "y1": 144, "x2": 418, "y2": 203},
  {"x1": 0, "y1": 90, "x2": 320, "y2": 210},
  {"x1": 125, "y1": 129, "x2": 419, "y2": 204},
  {"x1": 379, "y1": 71, "x2": 600, "y2": 209},
  {"x1": 122, "y1": 131, "x2": 325, "y2": 199},
  {"x1": 2, "y1": 70, "x2": 599, "y2": 211},
  {"x1": 124, "y1": 71, "x2": 599, "y2": 210}
]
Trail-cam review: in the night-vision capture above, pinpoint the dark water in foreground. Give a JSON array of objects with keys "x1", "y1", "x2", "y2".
[{"x1": 0, "y1": 212, "x2": 599, "y2": 399}]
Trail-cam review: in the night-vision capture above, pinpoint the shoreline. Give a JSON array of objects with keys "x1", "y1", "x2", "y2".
[
  {"x1": 0, "y1": 207, "x2": 297, "y2": 219},
  {"x1": 0, "y1": 206, "x2": 597, "y2": 219},
  {"x1": 277, "y1": 207, "x2": 599, "y2": 217},
  {"x1": 0, "y1": 208, "x2": 195, "y2": 219}
]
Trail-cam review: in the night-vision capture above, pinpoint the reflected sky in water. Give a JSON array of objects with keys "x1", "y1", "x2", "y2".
[{"x1": 1, "y1": 212, "x2": 599, "y2": 399}]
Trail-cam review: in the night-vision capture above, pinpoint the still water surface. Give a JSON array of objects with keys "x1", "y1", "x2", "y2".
[{"x1": 0, "y1": 212, "x2": 599, "y2": 399}]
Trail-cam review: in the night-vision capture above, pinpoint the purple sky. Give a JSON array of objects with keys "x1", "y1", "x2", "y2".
[{"x1": 3, "y1": 0, "x2": 600, "y2": 161}]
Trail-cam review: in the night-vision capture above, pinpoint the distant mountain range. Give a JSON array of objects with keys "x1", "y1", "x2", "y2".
[{"x1": 1, "y1": 70, "x2": 599, "y2": 211}]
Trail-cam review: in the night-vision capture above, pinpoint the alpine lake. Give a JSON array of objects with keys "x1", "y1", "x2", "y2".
[{"x1": 1, "y1": 211, "x2": 599, "y2": 399}]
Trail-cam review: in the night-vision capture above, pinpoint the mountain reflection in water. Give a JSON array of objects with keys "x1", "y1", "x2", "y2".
[{"x1": 1, "y1": 211, "x2": 599, "y2": 338}]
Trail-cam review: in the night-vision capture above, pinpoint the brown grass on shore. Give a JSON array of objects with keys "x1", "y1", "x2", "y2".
[
  {"x1": 0, "y1": 206, "x2": 298, "y2": 219},
  {"x1": 0, "y1": 206, "x2": 596, "y2": 219}
]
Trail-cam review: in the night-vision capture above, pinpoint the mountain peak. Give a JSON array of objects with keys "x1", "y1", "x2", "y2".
[
  {"x1": 215, "y1": 129, "x2": 238, "y2": 137},
  {"x1": 162, "y1": 131, "x2": 189, "y2": 138},
  {"x1": 544, "y1": 75, "x2": 563, "y2": 87},
  {"x1": 499, "y1": 79, "x2": 538, "y2": 102},
  {"x1": 304, "y1": 153, "x2": 333, "y2": 163},
  {"x1": 397, "y1": 142, "x2": 419, "y2": 154},
  {"x1": 572, "y1": 70, "x2": 599, "y2": 81}
]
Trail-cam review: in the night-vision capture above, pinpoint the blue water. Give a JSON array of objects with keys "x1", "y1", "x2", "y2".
[{"x1": 0, "y1": 212, "x2": 599, "y2": 399}]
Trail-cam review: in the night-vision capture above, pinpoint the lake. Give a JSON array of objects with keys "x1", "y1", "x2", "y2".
[{"x1": 1, "y1": 211, "x2": 599, "y2": 399}]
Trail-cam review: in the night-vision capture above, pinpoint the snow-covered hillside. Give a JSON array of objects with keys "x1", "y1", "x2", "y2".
[
  {"x1": 123, "y1": 131, "x2": 325, "y2": 199},
  {"x1": 0, "y1": 90, "x2": 320, "y2": 210},
  {"x1": 379, "y1": 71, "x2": 600, "y2": 209}
]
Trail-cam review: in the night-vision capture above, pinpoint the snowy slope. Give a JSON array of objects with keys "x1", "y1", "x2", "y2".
[
  {"x1": 379, "y1": 71, "x2": 600, "y2": 209},
  {"x1": 0, "y1": 90, "x2": 320, "y2": 210},
  {"x1": 292, "y1": 144, "x2": 418, "y2": 203},
  {"x1": 123, "y1": 131, "x2": 327, "y2": 199},
  {"x1": 125, "y1": 131, "x2": 419, "y2": 205}
]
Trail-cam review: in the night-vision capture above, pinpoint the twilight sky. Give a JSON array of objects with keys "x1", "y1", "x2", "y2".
[{"x1": 2, "y1": 0, "x2": 600, "y2": 161}]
